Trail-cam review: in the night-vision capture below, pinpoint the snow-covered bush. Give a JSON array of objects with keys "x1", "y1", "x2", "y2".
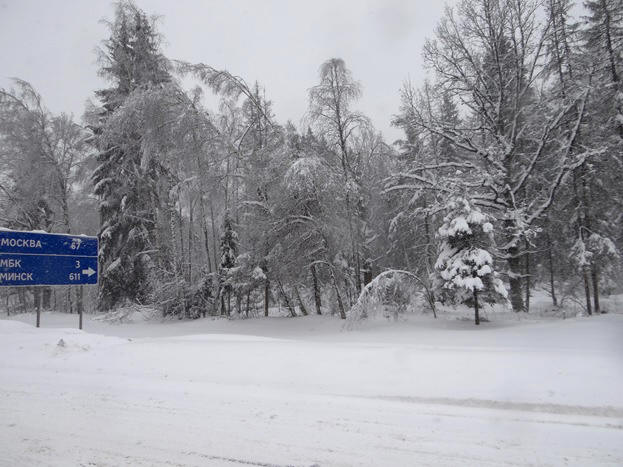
[
  {"x1": 433, "y1": 197, "x2": 507, "y2": 324},
  {"x1": 570, "y1": 233, "x2": 619, "y2": 273},
  {"x1": 346, "y1": 270, "x2": 433, "y2": 327},
  {"x1": 94, "y1": 301, "x2": 159, "y2": 324}
]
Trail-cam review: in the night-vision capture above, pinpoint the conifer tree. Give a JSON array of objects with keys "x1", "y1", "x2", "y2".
[
  {"x1": 219, "y1": 212, "x2": 239, "y2": 315},
  {"x1": 433, "y1": 198, "x2": 507, "y2": 325},
  {"x1": 90, "y1": 1, "x2": 171, "y2": 310}
]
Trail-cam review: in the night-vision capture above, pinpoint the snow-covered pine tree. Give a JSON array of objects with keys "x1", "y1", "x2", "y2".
[
  {"x1": 90, "y1": 1, "x2": 171, "y2": 310},
  {"x1": 219, "y1": 212, "x2": 239, "y2": 315},
  {"x1": 433, "y1": 198, "x2": 507, "y2": 325}
]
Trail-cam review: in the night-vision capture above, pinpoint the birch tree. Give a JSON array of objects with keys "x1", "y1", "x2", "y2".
[{"x1": 308, "y1": 58, "x2": 368, "y2": 296}]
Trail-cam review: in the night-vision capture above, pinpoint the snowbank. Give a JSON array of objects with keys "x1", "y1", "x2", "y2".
[{"x1": 1, "y1": 311, "x2": 622, "y2": 466}]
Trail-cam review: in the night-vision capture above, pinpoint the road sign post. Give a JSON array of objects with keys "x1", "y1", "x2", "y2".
[{"x1": 0, "y1": 229, "x2": 98, "y2": 329}]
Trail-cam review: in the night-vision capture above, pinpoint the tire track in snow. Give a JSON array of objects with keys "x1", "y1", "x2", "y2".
[
  {"x1": 182, "y1": 451, "x2": 301, "y2": 467},
  {"x1": 340, "y1": 394, "x2": 623, "y2": 419}
]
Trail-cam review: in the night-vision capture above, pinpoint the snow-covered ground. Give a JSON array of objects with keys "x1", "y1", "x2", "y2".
[{"x1": 1, "y1": 308, "x2": 622, "y2": 466}]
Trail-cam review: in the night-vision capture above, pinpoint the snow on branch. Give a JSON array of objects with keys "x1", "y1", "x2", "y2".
[
  {"x1": 174, "y1": 60, "x2": 274, "y2": 127},
  {"x1": 345, "y1": 269, "x2": 437, "y2": 328}
]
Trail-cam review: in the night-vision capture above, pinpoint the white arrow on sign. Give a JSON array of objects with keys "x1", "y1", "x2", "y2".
[{"x1": 82, "y1": 267, "x2": 96, "y2": 277}]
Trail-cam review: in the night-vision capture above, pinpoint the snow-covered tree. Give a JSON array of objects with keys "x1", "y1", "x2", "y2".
[
  {"x1": 390, "y1": 0, "x2": 602, "y2": 313},
  {"x1": 90, "y1": 1, "x2": 171, "y2": 310},
  {"x1": 0, "y1": 80, "x2": 90, "y2": 311},
  {"x1": 570, "y1": 231, "x2": 620, "y2": 312},
  {"x1": 219, "y1": 212, "x2": 239, "y2": 315},
  {"x1": 308, "y1": 58, "x2": 369, "y2": 295},
  {"x1": 269, "y1": 129, "x2": 347, "y2": 318},
  {"x1": 433, "y1": 198, "x2": 507, "y2": 325},
  {"x1": 574, "y1": 0, "x2": 623, "y2": 313}
]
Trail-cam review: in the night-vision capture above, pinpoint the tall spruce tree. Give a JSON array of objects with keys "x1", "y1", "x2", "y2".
[{"x1": 90, "y1": 1, "x2": 171, "y2": 310}]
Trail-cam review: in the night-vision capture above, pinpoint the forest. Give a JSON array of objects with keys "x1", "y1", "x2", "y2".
[{"x1": 1, "y1": 0, "x2": 622, "y2": 325}]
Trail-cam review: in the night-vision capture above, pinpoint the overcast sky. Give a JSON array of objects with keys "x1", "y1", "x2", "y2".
[{"x1": 0, "y1": 0, "x2": 452, "y2": 142}]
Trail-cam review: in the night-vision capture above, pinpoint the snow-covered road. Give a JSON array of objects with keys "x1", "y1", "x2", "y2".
[{"x1": 1, "y1": 313, "x2": 622, "y2": 466}]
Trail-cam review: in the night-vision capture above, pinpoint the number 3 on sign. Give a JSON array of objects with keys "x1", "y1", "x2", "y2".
[{"x1": 75, "y1": 260, "x2": 80, "y2": 268}]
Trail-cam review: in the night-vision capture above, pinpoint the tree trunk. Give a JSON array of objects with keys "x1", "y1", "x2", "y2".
[
  {"x1": 473, "y1": 289, "x2": 480, "y2": 326},
  {"x1": 168, "y1": 190, "x2": 183, "y2": 276},
  {"x1": 583, "y1": 268, "x2": 593, "y2": 315},
  {"x1": 311, "y1": 264, "x2": 322, "y2": 315},
  {"x1": 503, "y1": 202, "x2": 525, "y2": 312},
  {"x1": 344, "y1": 278, "x2": 353, "y2": 306},
  {"x1": 209, "y1": 200, "x2": 219, "y2": 275},
  {"x1": 245, "y1": 291, "x2": 250, "y2": 318},
  {"x1": 178, "y1": 202, "x2": 186, "y2": 282},
  {"x1": 354, "y1": 244, "x2": 362, "y2": 295},
  {"x1": 33, "y1": 288, "x2": 41, "y2": 313},
  {"x1": 212, "y1": 282, "x2": 220, "y2": 316},
  {"x1": 201, "y1": 210, "x2": 212, "y2": 274},
  {"x1": 294, "y1": 285, "x2": 309, "y2": 316},
  {"x1": 592, "y1": 266, "x2": 601, "y2": 314},
  {"x1": 264, "y1": 275, "x2": 270, "y2": 317},
  {"x1": 330, "y1": 267, "x2": 346, "y2": 319},
  {"x1": 524, "y1": 241, "x2": 530, "y2": 313},
  {"x1": 188, "y1": 197, "x2": 193, "y2": 282},
  {"x1": 581, "y1": 170, "x2": 601, "y2": 315},
  {"x1": 507, "y1": 251, "x2": 525, "y2": 312},
  {"x1": 42, "y1": 288, "x2": 51, "y2": 309},
  {"x1": 77, "y1": 286, "x2": 84, "y2": 330},
  {"x1": 546, "y1": 231, "x2": 558, "y2": 307},
  {"x1": 277, "y1": 281, "x2": 297, "y2": 317},
  {"x1": 579, "y1": 166, "x2": 597, "y2": 316},
  {"x1": 168, "y1": 192, "x2": 185, "y2": 317},
  {"x1": 423, "y1": 209, "x2": 434, "y2": 272},
  {"x1": 363, "y1": 259, "x2": 373, "y2": 286},
  {"x1": 36, "y1": 292, "x2": 41, "y2": 328},
  {"x1": 18, "y1": 289, "x2": 26, "y2": 314}
]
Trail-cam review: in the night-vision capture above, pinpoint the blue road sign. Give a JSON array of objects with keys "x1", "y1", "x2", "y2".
[
  {"x1": 0, "y1": 230, "x2": 98, "y2": 287},
  {"x1": 0, "y1": 230, "x2": 97, "y2": 256}
]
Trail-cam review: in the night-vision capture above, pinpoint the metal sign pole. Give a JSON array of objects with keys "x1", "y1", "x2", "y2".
[
  {"x1": 36, "y1": 291, "x2": 41, "y2": 328},
  {"x1": 78, "y1": 285, "x2": 84, "y2": 330}
]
